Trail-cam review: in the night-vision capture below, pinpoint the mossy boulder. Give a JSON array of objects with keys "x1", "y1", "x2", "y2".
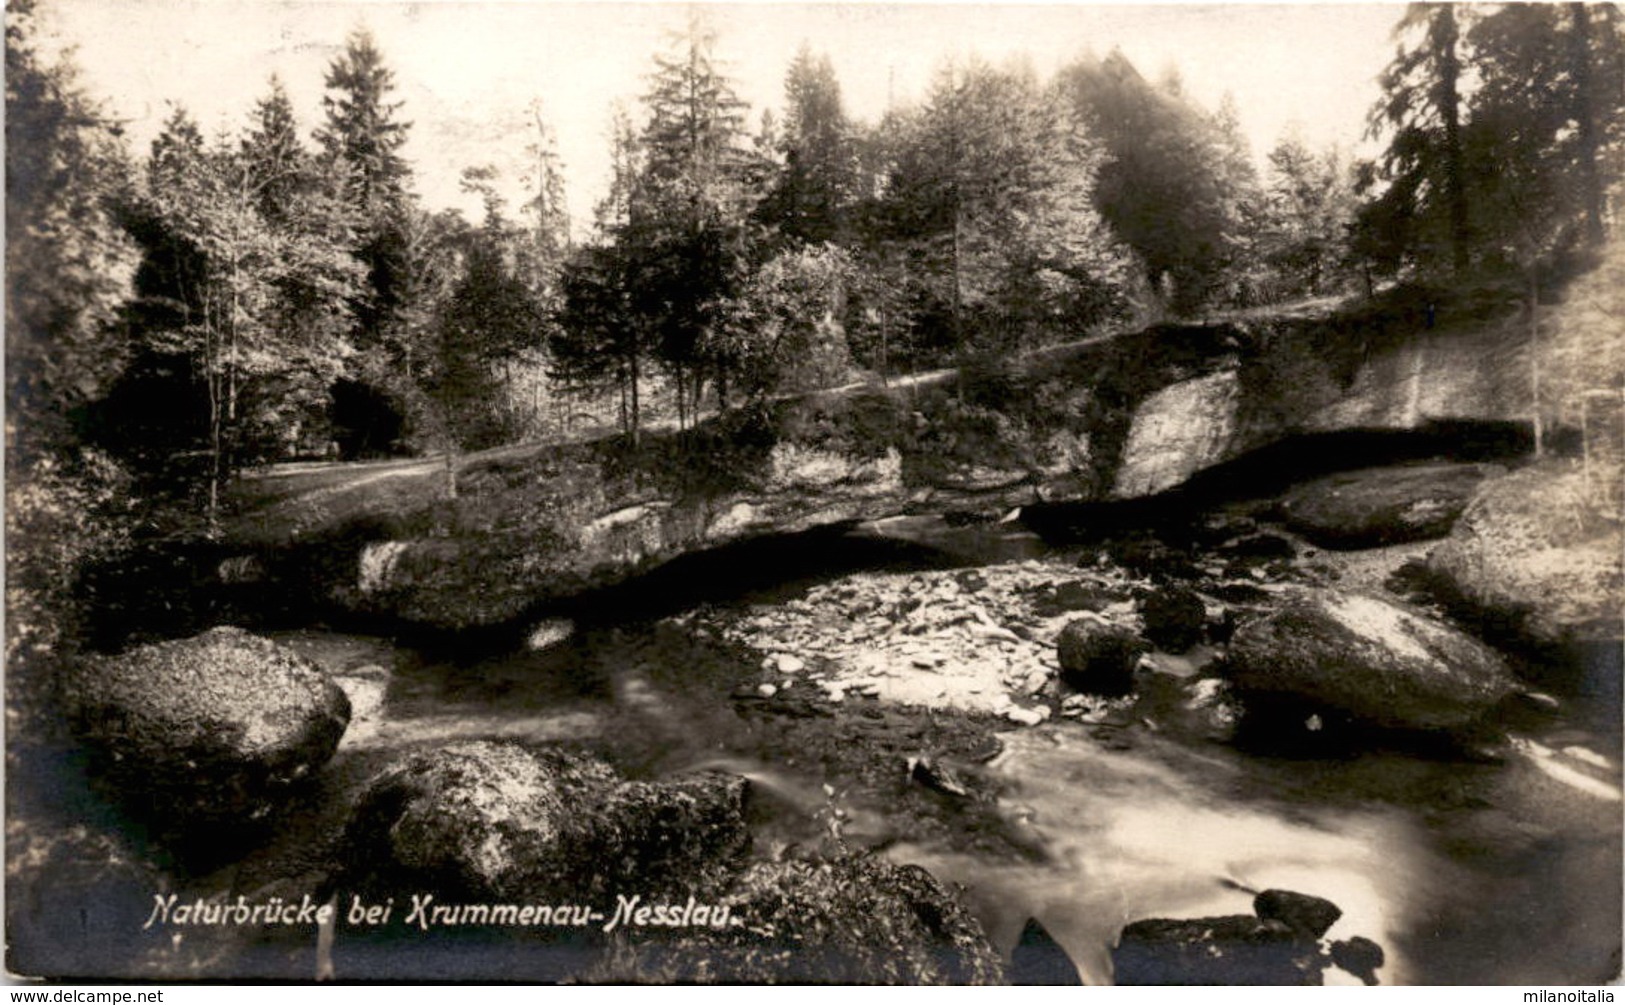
[
  {"x1": 342, "y1": 741, "x2": 749, "y2": 903},
  {"x1": 1225, "y1": 588, "x2": 1516, "y2": 732},
  {"x1": 62, "y1": 626, "x2": 351, "y2": 830},
  {"x1": 1280, "y1": 462, "x2": 1497, "y2": 549},
  {"x1": 599, "y1": 855, "x2": 1006, "y2": 985},
  {"x1": 1056, "y1": 618, "x2": 1149, "y2": 696},
  {"x1": 1113, "y1": 888, "x2": 1373, "y2": 985},
  {"x1": 1114, "y1": 914, "x2": 1320, "y2": 985},
  {"x1": 1139, "y1": 584, "x2": 1207, "y2": 653},
  {"x1": 1427, "y1": 462, "x2": 1624, "y2": 651}
]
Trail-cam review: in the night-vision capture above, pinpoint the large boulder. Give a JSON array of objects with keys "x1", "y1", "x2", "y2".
[
  {"x1": 1280, "y1": 462, "x2": 1498, "y2": 549},
  {"x1": 1225, "y1": 588, "x2": 1516, "y2": 732},
  {"x1": 63, "y1": 626, "x2": 351, "y2": 829},
  {"x1": 1113, "y1": 914, "x2": 1320, "y2": 985},
  {"x1": 1056, "y1": 618, "x2": 1150, "y2": 696},
  {"x1": 1139, "y1": 585, "x2": 1206, "y2": 653},
  {"x1": 1112, "y1": 888, "x2": 1373, "y2": 986},
  {"x1": 1426, "y1": 462, "x2": 1624, "y2": 651},
  {"x1": 343, "y1": 741, "x2": 748, "y2": 903},
  {"x1": 600, "y1": 855, "x2": 1006, "y2": 985}
]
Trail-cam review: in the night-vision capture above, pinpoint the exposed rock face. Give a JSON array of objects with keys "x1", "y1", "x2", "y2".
[
  {"x1": 230, "y1": 290, "x2": 1547, "y2": 630},
  {"x1": 608, "y1": 856, "x2": 1006, "y2": 985},
  {"x1": 1114, "y1": 371, "x2": 1241, "y2": 498},
  {"x1": 1280, "y1": 462, "x2": 1498, "y2": 549},
  {"x1": 1225, "y1": 588, "x2": 1517, "y2": 732},
  {"x1": 1427, "y1": 462, "x2": 1624, "y2": 650},
  {"x1": 63, "y1": 626, "x2": 350, "y2": 829},
  {"x1": 343, "y1": 741, "x2": 748, "y2": 903},
  {"x1": 1056, "y1": 618, "x2": 1149, "y2": 696}
]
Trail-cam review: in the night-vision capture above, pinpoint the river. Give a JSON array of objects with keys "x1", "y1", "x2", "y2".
[{"x1": 255, "y1": 500, "x2": 1621, "y2": 985}]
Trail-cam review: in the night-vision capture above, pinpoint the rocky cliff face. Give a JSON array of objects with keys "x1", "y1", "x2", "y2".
[{"x1": 232, "y1": 289, "x2": 1542, "y2": 631}]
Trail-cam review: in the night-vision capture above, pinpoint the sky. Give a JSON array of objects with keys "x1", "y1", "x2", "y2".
[{"x1": 33, "y1": 1, "x2": 1407, "y2": 234}]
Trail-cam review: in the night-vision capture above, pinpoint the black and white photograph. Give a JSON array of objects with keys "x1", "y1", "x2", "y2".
[{"x1": 5, "y1": 0, "x2": 1622, "y2": 987}]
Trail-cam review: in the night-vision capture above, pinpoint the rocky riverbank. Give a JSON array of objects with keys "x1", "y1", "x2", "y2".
[{"x1": 10, "y1": 456, "x2": 1620, "y2": 984}]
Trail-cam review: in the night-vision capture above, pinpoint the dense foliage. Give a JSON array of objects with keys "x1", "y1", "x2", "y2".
[{"x1": 6, "y1": 2, "x2": 1622, "y2": 515}]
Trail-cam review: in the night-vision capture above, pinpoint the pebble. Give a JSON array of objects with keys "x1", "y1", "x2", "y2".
[
  {"x1": 775, "y1": 654, "x2": 806, "y2": 674},
  {"x1": 1006, "y1": 706, "x2": 1045, "y2": 726},
  {"x1": 757, "y1": 683, "x2": 779, "y2": 698}
]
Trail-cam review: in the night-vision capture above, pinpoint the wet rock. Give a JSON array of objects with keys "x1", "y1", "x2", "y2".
[
  {"x1": 1254, "y1": 889, "x2": 1342, "y2": 939},
  {"x1": 1056, "y1": 619, "x2": 1149, "y2": 696},
  {"x1": 343, "y1": 741, "x2": 748, "y2": 903},
  {"x1": 1225, "y1": 588, "x2": 1517, "y2": 732},
  {"x1": 1113, "y1": 914, "x2": 1321, "y2": 985},
  {"x1": 1005, "y1": 706, "x2": 1046, "y2": 727},
  {"x1": 1281, "y1": 462, "x2": 1497, "y2": 549},
  {"x1": 216, "y1": 554, "x2": 266, "y2": 584},
  {"x1": 1030, "y1": 579, "x2": 1130, "y2": 616},
  {"x1": 1107, "y1": 534, "x2": 1200, "y2": 581},
  {"x1": 63, "y1": 626, "x2": 351, "y2": 831},
  {"x1": 1426, "y1": 462, "x2": 1624, "y2": 652},
  {"x1": 1209, "y1": 581, "x2": 1274, "y2": 605},
  {"x1": 1193, "y1": 512, "x2": 1260, "y2": 548},
  {"x1": 1176, "y1": 677, "x2": 1243, "y2": 741},
  {"x1": 954, "y1": 570, "x2": 989, "y2": 593},
  {"x1": 602, "y1": 855, "x2": 1005, "y2": 984},
  {"x1": 1139, "y1": 585, "x2": 1206, "y2": 653},
  {"x1": 1010, "y1": 917, "x2": 1081, "y2": 985},
  {"x1": 526, "y1": 618, "x2": 575, "y2": 650},
  {"x1": 907, "y1": 755, "x2": 970, "y2": 798},
  {"x1": 1217, "y1": 532, "x2": 1297, "y2": 564},
  {"x1": 1329, "y1": 936, "x2": 1385, "y2": 985}
]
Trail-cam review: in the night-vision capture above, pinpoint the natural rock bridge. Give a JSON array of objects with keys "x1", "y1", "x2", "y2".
[{"x1": 222, "y1": 288, "x2": 1539, "y2": 632}]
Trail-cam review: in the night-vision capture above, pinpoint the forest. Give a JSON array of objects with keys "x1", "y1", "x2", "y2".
[{"x1": 6, "y1": 0, "x2": 1624, "y2": 725}]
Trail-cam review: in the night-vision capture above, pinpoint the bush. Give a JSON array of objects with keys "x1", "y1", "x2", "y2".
[{"x1": 5, "y1": 450, "x2": 136, "y2": 731}]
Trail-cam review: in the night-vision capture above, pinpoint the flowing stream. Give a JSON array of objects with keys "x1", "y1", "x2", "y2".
[{"x1": 261, "y1": 503, "x2": 1622, "y2": 986}]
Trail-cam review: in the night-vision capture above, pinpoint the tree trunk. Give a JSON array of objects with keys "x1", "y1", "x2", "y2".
[
  {"x1": 629, "y1": 348, "x2": 641, "y2": 450},
  {"x1": 1529, "y1": 268, "x2": 1544, "y2": 458},
  {"x1": 1570, "y1": 3, "x2": 1606, "y2": 245},
  {"x1": 675, "y1": 361, "x2": 686, "y2": 433},
  {"x1": 203, "y1": 288, "x2": 222, "y2": 532},
  {"x1": 1438, "y1": 5, "x2": 1470, "y2": 273}
]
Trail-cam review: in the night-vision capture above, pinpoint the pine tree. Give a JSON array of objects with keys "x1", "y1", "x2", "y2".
[
  {"x1": 552, "y1": 104, "x2": 651, "y2": 445},
  {"x1": 433, "y1": 199, "x2": 541, "y2": 450},
  {"x1": 6, "y1": 0, "x2": 139, "y2": 463},
  {"x1": 762, "y1": 44, "x2": 854, "y2": 245},
  {"x1": 241, "y1": 77, "x2": 365, "y2": 455},
  {"x1": 521, "y1": 98, "x2": 571, "y2": 290},
  {"x1": 1466, "y1": 2, "x2": 1625, "y2": 262},
  {"x1": 316, "y1": 28, "x2": 415, "y2": 356},
  {"x1": 1364, "y1": 3, "x2": 1471, "y2": 273},
  {"x1": 242, "y1": 76, "x2": 308, "y2": 224},
  {"x1": 4, "y1": 0, "x2": 141, "y2": 718},
  {"x1": 631, "y1": 13, "x2": 758, "y2": 424},
  {"x1": 1258, "y1": 129, "x2": 1357, "y2": 297},
  {"x1": 316, "y1": 28, "x2": 410, "y2": 217},
  {"x1": 873, "y1": 58, "x2": 1137, "y2": 359}
]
